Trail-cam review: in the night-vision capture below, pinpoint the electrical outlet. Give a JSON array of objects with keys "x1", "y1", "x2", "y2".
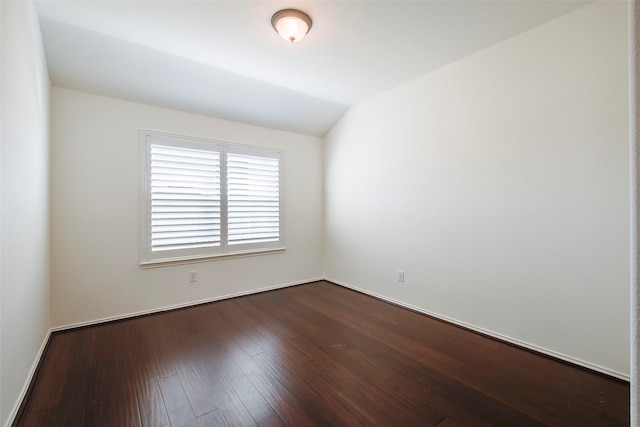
[
  {"x1": 398, "y1": 271, "x2": 405, "y2": 283},
  {"x1": 189, "y1": 270, "x2": 198, "y2": 282}
]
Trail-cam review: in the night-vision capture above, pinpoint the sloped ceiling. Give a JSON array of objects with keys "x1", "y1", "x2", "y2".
[{"x1": 35, "y1": 0, "x2": 590, "y2": 136}]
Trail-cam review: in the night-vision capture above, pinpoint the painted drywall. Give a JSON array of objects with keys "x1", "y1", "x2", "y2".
[
  {"x1": 324, "y1": 1, "x2": 630, "y2": 377},
  {"x1": 50, "y1": 88, "x2": 323, "y2": 328},
  {"x1": 0, "y1": 1, "x2": 51, "y2": 425},
  {"x1": 630, "y1": 0, "x2": 639, "y2": 422}
]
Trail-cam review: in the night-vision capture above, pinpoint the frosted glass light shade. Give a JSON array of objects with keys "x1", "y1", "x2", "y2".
[{"x1": 271, "y1": 9, "x2": 312, "y2": 43}]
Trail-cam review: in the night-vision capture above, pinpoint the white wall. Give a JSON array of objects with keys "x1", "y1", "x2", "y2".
[
  {"x1": 0, "y1": 1, "x2": 51, "y2": 426},
  {"x1": 324, "y1": 2, "x2": 630, "y2": 377},
  {"x1": 629, "y1": 1, "x2": 639, "y2": 422},
  {"x1": 50, "y1": 88, "x2": 323, "y2": 328}
]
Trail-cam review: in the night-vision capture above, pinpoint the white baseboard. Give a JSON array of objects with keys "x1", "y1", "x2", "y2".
[
  {"x1": 4, "y1": 329, "x2": 51, "y2": 427},
  {"x1": 51, "y1": 277, "x2": 323, "y2": 332},
  {"x1": 325, "y1": 277, "x2": 630, "y2": 382}
]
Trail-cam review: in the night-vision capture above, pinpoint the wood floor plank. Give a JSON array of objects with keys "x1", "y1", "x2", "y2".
[
  {"x1": 250, "y1": 288, "x2": 476, "y2": 425},
  {"x1": 373, "y1": 349, "x2": 547, "y2": 426},
  {"x1": 135, "y1": 363, "x2": 171, "y2": 427},
  {"x1": 170, "y1": 336, "x2": 222, "y2": 417},
  {"x1": 436, "y1": 418, "x2": 460, "y2": 427},
  {"x1": 158, "y1": 374, "x2": 199, "y2": 427},
  {"x1": 169, "y1": 329, "x2": 262, "y2": 426},
  {"x1": 462, "y1": 362, "x2": 601, "y2": 425},
  {"x1": 194, "y1": 367, "x2": 258, "y2": 427},
  {"x1": 198, "y1": 409, "x2": 230, "y2": 427},
  {"x1": 133, "y1": 314, "x2": 178, "y2": 380},
  {"x1": 23, "y1": 334, "x2": 71, "y2": 413},
  {"x1": 224, "y1": 372, "x2": 286, "y2": 427},
  {"x1": 491, "y1": 343, "x2": 630, "y2": 417},
  {"x1": 222, "y1": 334, "x2": 332, "y2": 426},
  {"x1": 251, "y1": 351, "x2": 374, "y2": 427},
  {"x1": 216, "y1": 332, "x2": 313, "y2": 426},
  {"x1": 292, "y1": 337, "x2": 491, "y2": 426},
  {"x1": 15, "y1": 281, "x2": 630, "y2": 427}
]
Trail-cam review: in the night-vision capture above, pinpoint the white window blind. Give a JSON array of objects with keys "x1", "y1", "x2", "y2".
[
  {"x1": 227, "y1": 153, "x2": 280, "y2": 246},
  {"x1": 140, "y1": 131, "x2": 284, "y2": 265},
  {"x1": 150, "y1": 144, "x2": 221, "y2": 252}
]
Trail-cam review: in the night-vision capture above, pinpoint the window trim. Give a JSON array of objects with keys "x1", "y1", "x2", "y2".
[{"x1": 139, "y1": 130, "x2": 285, "y2": 267}]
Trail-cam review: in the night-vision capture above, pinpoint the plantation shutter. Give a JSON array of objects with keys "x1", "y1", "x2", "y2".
[
  {"x1": 141, "y1": 131, "x2": 284, "y2": 264},
  {"x1": 150, "y1": 144, "x2": 221, "y2": 252},
  {"x1": 226, "y1": 152, "x2": 281, "y2": 246}
]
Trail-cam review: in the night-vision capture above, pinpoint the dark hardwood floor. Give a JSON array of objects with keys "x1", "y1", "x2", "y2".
[{"x1": 15, "y1": 281, "x2": 629, "y2": 426}]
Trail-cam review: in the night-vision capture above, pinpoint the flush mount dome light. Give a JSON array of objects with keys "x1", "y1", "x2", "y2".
[{"x1": 271, "y1": 9, "x2": 312, "y2": 43}]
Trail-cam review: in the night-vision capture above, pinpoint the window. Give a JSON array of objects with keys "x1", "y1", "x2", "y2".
[{"x1": 140, "y1": 131, "x2": 283, "y2": 265}]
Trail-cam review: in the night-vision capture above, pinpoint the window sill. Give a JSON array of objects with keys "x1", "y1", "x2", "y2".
[{"x1": 140, "y1": 247, "x2": 286, "y2": 269}]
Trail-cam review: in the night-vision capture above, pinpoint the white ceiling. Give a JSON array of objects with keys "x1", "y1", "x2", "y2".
[{"x1": 34, "y1": 0, "x2": 590, "y2": 136}]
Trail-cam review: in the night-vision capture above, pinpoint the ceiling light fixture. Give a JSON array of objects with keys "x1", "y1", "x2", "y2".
[{"x1": 271, "y1": 9, "x2": 312, "y2": 43}]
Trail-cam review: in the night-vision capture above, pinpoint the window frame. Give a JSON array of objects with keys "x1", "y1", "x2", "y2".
[{"x1": 139, "y1": 130, "x2": 285, "y2": 267}]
